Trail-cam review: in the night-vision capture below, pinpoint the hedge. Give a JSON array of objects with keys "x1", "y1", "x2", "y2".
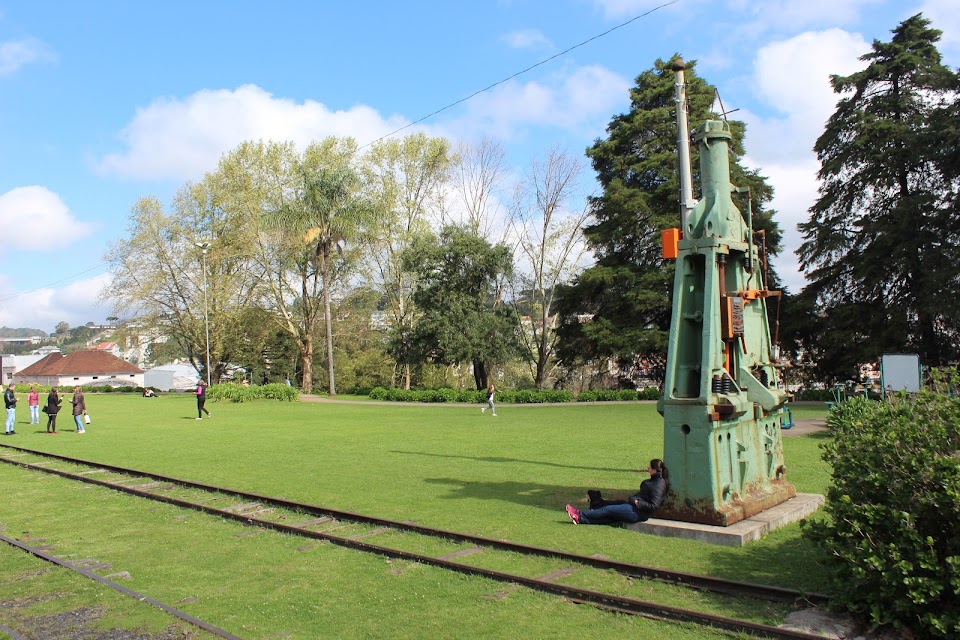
[
  {"x1": 576, "y1": 388, "x2": 661, "y2": 402},
  {"x1": 207, "y1": 383, "x2": 299, "y2": 403},
  {"x1": 801, "y1": 381, "x2": 960, "y2": 638},
  {"x1": 368, "y1": 387, "x2": 573, "y2": 404}
]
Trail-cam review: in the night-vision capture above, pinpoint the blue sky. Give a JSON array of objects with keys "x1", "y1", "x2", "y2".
[{"x1": 1, "y1": 0, "x2": 957, "y2": 333}]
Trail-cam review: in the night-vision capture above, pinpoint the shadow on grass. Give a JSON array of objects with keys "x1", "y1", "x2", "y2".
[
  {"x1": 703, "y1": 523, "x2": 835, "y2": 595},
  {"x1": 390, "y1": 450, "x2": 632, "y2": 474},
  {"x1": 422, "y1": 476, "x2": 641, "y2": 513}
]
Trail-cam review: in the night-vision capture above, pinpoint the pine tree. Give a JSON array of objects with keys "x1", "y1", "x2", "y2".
[
  {"x1": 554, "y1": 56, "x2": 781, "y2": 382},
  {"x1": 798, "y1": 14, "x2": 960, "y2": 370}
]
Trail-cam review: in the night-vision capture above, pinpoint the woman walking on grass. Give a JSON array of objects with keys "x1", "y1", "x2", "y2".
[
  {"x1": 480, "y1": 384, "x2": 496, "y2": 417},
  {"x1": 196, "y1": 380, "x2": 211, "y2": 420}
]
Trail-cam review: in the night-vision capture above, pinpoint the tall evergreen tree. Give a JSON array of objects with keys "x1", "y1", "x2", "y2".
[
  {"x1": 554, "y1": 56, "x2": 781, "y2": 383},
  {"x1": 798, "y1": 14, "x2": 960, "y2": 372}
]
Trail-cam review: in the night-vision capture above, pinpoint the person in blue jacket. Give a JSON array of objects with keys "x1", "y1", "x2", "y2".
[{"x1": 565, "y1": 459, "x2": 669, "y2": 525}]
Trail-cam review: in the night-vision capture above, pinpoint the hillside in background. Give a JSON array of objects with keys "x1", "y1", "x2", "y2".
[{"x1": 0, "y1": 327, "x2": 49, "y2": 338}]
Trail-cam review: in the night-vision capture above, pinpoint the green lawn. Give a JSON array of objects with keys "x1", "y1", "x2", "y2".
[{"x1": 0, "y1": 395, "x2": 833, "y2": 639}]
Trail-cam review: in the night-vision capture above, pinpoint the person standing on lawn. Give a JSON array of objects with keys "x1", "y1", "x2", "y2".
[
  {"x1": 28, "y1": 386, "x2": 40, "y2": 424},
  {"x1": 71, "y1": 386, "x2": 86, "y2": 433},
  {"x1": 45, "y1": 386, "x2": 62, "y2": 433},
  {"x1": 196, "y1": 380, "x2": 211, "y2": 420},
  {"x1": 4, "y1": 383, "x2": 16, "y2": 435}
]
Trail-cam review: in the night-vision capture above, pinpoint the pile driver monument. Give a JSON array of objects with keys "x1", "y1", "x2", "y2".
[{"x1": 656, "y1": 60, "x2": 794, "y2": 526}]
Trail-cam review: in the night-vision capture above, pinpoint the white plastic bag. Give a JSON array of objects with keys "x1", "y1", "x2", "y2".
[{"x1": 84, "y1": 413, "x2": 91, "y2": 425}]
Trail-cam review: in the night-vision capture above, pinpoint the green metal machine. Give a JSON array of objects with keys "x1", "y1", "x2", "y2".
[{"x1": 656, "y1": 60, "x2": 794, "y2": 526}]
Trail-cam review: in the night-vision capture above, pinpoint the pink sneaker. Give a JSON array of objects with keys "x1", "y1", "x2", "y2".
[{"x1": 565, "y1": 504, "x2": 580, "y2": 525}]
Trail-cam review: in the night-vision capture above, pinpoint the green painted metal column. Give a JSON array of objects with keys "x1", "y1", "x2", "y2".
[{"x1": 657, "y1": 119, "x2": 794, "y2": 526}]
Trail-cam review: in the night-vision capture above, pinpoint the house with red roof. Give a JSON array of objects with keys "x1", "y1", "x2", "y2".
[{"x1": 15, "y1": 350, "x2": 144, "y2": 388}]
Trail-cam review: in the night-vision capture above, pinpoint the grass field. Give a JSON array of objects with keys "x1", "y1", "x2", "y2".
[{"x1": 0, "y1": 395, "x2": 832, "y2": 639}]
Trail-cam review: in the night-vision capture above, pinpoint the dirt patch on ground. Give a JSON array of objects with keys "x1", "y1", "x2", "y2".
[{"x1": 0, "y1": 601, "x2": 199, "y2": 640}]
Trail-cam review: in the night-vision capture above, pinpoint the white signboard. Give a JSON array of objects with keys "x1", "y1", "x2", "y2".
[{"x1": 881, "y1": 353, "x2": 921, "y2": 393}]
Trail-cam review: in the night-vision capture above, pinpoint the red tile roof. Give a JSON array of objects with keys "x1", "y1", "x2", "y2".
[{"x1": 17, "y1": 350, "x2": 144, "y2": 376}]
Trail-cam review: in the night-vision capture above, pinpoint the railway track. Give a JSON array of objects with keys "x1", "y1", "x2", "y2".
[{"x1": 0, "y1": 444, "x2": 832, "y2": 640}]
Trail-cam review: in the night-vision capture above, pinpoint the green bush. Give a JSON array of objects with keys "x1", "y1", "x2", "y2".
[
  {"x1": 638, "y1": 387, "x2": 662, "y2": 400},
  {"x1": 576, "y1": 389, "x2": 660, "y2": 402},
  {"x1": 801, "y1": 387, "x2": 960, "y2": 638},
  {"x1": 364, "y1": 387, "x2": 571, "y2": 404},
  {"x1": 207, "y1": 383, "x2": 298, "y2": 403}
]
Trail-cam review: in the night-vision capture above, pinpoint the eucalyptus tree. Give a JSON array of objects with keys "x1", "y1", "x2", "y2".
[
  {"x1": 510, "y1": 146, "x2": 591, "y2": 389},
  {"x1": 102, "y1": 181, "x2": 262, "y2": 382},
  {"x1": 798, "y1": 14, "x2": 960, "y2": 371},
  {"x1": 360, "y1": 133, "x2": 453, "y2": 388}
]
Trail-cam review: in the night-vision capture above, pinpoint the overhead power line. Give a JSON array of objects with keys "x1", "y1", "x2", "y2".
[{"x1": 359, "y1": 0, "x2": 681, "y2": 150}]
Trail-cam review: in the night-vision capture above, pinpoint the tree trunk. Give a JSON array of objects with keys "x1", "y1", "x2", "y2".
[
  {"x1": 403, "y1": 364, "x2": 411, "y2": 390},
  {"x1": 301, "y1": 334, "x2": 314, "y2": 394},
  {"x1": 473, "y1": 359, "x2": 487, "y2": 390},
  {"x1": 322, "y1": 245, "x2": 337, "y2": 396}
]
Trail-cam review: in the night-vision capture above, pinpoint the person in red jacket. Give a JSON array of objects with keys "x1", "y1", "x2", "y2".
[{"x1": 28, "y1": 386, "x2": 40, "y2": 424}]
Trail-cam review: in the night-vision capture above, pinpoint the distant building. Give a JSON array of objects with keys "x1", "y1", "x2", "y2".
[
  {"x1": 93, "y1": 342, "x2": 122, "y2": 357},
  {"x1": 0, "y1": 353, "x2": 48, "y2": 383},
  {"x1": 144, "y1": 363, "x2": 200, "y2": 391},
  {"x1": 0, "y1": 336, "x2": 43, "y2": 346},
  {"x1": 16, "y1": 350, "x2": 145, "y2": 388}
]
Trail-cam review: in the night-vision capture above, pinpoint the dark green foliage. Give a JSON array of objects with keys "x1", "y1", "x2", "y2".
[
  {"x1": 802, "y1": 380, "x2": 960, "y2": 638},
  {"x1": 393, "y1": 225, "x2": 527, "y2": 389},
  {"x1": 798, "y1": 15, "x2": 960, "y2": 373},
  {"x1": 368, "y1": 387, "x2": 572, "y2": 404},
  {"x1": 554, "y1": 56, "x2": 781, "y2": 374},
  {"x1": 575, "y1": 388, "x2": 661, "y2": 402}
]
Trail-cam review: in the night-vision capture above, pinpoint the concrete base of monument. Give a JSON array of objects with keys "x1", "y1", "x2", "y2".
[{"x1": 624, "y1": 493, "x2": 825, "y2": 547}]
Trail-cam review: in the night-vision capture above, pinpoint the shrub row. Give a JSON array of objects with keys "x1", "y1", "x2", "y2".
[
  {"x1": 576, "y1": 388, "x2": 661, "y2": 402},
  {"x1": 207, "y1": 383, "x2": 299, "y2": 403},
  {"x1": 368, "y1": 387, "x2": 573, "y2": 404},
  {"x1": 801, "y1": 386, "x2": 960, "y2": 638}
]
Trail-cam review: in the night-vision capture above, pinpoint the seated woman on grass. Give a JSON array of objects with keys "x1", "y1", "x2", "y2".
[{"x1": 565, "y1": 459, "x2": 668, "y2": 526}]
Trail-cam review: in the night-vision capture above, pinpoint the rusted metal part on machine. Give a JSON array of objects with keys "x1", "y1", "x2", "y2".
[{"x1": 657, "y1": 59, "x2": 797, "y2": 528}]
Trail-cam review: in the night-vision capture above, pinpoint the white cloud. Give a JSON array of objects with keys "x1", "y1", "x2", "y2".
[
  {"x1": 502, "y1": 28, "x2": 552, "y2": 50},
  {"x1": 442, "y1": 65, "x2": 629, "y2": 141},
  {"x1": 735, "y1": 29, "x2": 869, "y2": 293},
  {"x1": 0, "y1": 273, "x2": 110, "y2": 333},
  {"x1": 736, "y1": 0, "x2": 882, "y2": 31},
  {"x1": 0, "y1": 186, "x2": 93, "y2": 250},
  {"x1": 96, "y1": 85, "x2": 410, "y2": 181},
  {"x1": 745, "y1": 29, "x2": 870, "y2": 161},
  {"x1": 0, "y1": 37, "x2": 56, "y2": 75}
]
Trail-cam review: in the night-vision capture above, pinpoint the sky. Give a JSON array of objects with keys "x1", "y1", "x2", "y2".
[{"x1": 1, "y1": 0, "x2": 957, "y2": 334}]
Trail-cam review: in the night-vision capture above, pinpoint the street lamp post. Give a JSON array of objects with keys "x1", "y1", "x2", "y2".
[{"x1": 195, "y1": 241, "x2": 212, "y2": 387}]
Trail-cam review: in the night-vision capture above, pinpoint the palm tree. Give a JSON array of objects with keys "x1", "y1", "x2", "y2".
[{"x1": 272, "y1": 161, "x2": 370, "y2": 395}]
